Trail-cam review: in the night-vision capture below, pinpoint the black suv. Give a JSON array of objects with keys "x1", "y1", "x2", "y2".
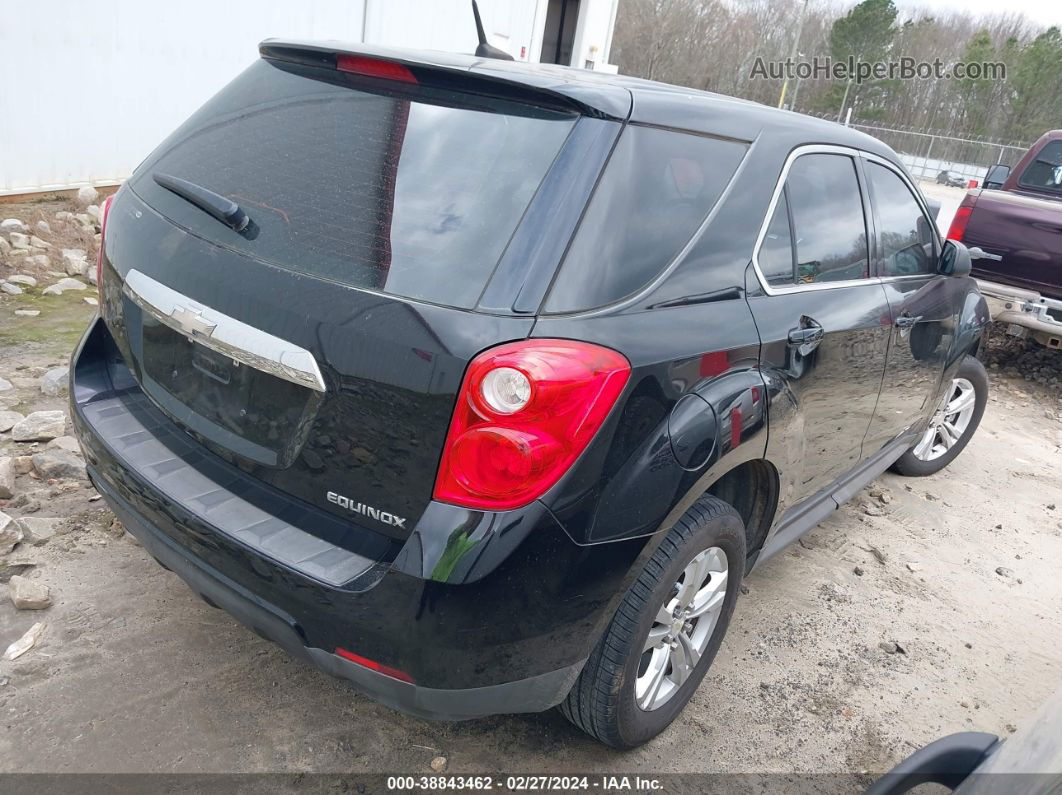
[{"x1": 71, "y1": 41, "x2": 990, "y2": 748}]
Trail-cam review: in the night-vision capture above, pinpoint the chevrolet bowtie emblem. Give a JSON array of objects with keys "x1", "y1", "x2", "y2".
[{"x1": 170, "y1": 305, "x2": 216, "y2": 338}]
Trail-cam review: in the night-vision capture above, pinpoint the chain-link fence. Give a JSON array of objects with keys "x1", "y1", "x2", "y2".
[{"x1": 842, "y1": 121, "x2": 1030, "y2": 186}]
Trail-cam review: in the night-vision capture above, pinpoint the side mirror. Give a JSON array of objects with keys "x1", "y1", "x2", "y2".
[
  {"x1": 984, "y1": 164, "x2": 1010, "y2": 189},
  {"x1": 939, "y1": 239, "x2": 972, "y2": 277}
]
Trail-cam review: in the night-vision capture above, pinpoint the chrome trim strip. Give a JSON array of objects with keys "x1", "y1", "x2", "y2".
[
  {"x1": 122, "y1": 269, "x2": 326, "y2": 393},
  {"x1": 750, "y1": 144, "x2": 880, "y2": 295}
]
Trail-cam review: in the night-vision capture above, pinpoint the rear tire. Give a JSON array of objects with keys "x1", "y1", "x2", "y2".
[
  {"x1": 891, "y1": 354, "x2": 987, "y2": 477},
  {"x1": 560, "y1": 495, "x2": 745, "y2": 749}
]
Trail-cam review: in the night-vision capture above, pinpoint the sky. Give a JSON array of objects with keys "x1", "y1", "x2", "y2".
[{"x1": 897, "y1": 0, "x2": 1062, "y2": 29}]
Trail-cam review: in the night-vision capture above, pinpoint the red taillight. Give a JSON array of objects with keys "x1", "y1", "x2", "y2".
[
  {"x1": 946, "y1": 200, "x2": 974, "y2": 242},
  {"x1": 96, "y1": 193, "x2": 114, "y2": 300},
  {"x1": 433, "y1": 340, "x2": 631, "y2": 511},
  {"x1": 335, "y1": 647, "x2": 414, "y2": 683},
  {"x1": 336, "y1": 54, "x2": 417, "y2": 83}
]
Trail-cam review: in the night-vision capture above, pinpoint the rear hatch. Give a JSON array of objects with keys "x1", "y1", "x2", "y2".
[{"x1": 100, "y1": 50, "x2": 589, "y2": 540}]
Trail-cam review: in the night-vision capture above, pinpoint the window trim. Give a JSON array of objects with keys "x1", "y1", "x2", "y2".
[
  {"x1": 860, "y1": 151, "x2": 942, "y2": 280},
  {"x1": 751, "y1": 145, "x2": 875, "y2": 294},
  {"x1": 751, "y1": 145, "x2": 943, "y2": 295}
]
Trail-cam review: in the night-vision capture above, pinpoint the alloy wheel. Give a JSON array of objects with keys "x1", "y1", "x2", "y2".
[
  {"x1": 635, "y1": 546, "x2": 728, "y2": 711},
  {"x1": 913, "y1": 377, "x2": 977, "y2": 461}
]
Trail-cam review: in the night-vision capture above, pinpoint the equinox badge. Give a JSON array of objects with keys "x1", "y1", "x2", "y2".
[{"x1": 327, "y1": 491, "x2": 407, "y2": 529}]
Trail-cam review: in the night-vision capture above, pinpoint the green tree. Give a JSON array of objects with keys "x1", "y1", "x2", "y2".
[
  {"x1": 817, "y1": 0, "x2": 898, "y2": 117},
  {"x1": 1006, "y1": 27, "x2": 1062, "y2": 141},
  {"x1": 955, "y1": 31, "x2": 998, "y2": 137}
]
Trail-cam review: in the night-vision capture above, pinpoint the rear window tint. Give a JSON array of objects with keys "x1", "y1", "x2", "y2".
[
  {"x1": 544, "y1": 126, "x2": 746, "y2": 312},
  {"x1": 1018, "y1": 139, "x2": 1062, "y2": 195},
  {"x1": 131, "y1": 60, "x2": 576, "y2": 309}
]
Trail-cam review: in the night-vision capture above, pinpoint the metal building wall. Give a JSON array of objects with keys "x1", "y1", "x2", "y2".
[{"x1": 0, "y1": 0, "x2": 551, "y2": 195}]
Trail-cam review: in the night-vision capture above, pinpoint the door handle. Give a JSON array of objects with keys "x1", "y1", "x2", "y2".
[
  {"x1": 894, "y1": 313, "x2": 923, "y2": 329},
  {"x1": 787, "y1": 319, "x2": 824, "y2": 354},
  {"x1": 967, "y1": 246, "x2": 1002, "y2": 262},
  {"x1": 787, "y1": 327, "x2": 824, "y2": 345}
]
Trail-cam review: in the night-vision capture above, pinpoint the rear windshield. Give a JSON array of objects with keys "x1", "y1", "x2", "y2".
[
  {"x1": 131, "y1": 59, "x2": 576, "y2": 309},
  {"x1": 1018, "y1": 139, "x2": 1062, "y2": 196}
]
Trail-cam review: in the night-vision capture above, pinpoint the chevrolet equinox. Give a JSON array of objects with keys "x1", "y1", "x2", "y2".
[{"x1": 71, "y1": 40, "x2": 990, "y2": 748}]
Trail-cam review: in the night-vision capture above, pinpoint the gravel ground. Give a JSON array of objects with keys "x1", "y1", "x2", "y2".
[{"x1": 1, "y1": 200, "x2": 1061, "y2": 781}]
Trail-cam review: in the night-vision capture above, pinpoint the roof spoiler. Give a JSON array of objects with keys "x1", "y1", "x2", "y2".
[{"x1": 258, "y1": 40, "x2": 630, "y2": 120}]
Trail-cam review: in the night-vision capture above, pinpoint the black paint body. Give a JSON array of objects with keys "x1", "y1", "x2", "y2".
[{"x1": 70, "y1": 41, "x2": 989, "y2": 715}]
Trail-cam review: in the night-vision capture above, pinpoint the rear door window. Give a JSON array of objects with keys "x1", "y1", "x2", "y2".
[
  {"x1": 544, "y1": 126, "x2": 747, "y2": 312},
  {"x1": 131, "y1": 59, "x2": 576, "y2": 309},
  {"x1": 758, "y1": 153, "x2": 869, "y2": 287}
]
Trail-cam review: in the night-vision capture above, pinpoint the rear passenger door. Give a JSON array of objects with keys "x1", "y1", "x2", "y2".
[
  {"x1": 861, "y1": 156, "x2": 954, "y2": 453},
  {"x1": 748, "y1": 148, "x2": 893, "y2": 505}
]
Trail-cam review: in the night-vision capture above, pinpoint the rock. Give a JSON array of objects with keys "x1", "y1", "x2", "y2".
[
  {"x1": 8, "y1": 575, "x2": 51, "y2": 610},
  {"x1": 0, "y1": 457, "x2": 13, "y2": 499},
  {"x1": 9, "y1": 232, "x2": 31, "y2": 249},
  {"x1": 13, "y1": 310, "x2": 39, "y2": 317},
  {"x1": 854, "y1": 566, "x2": 865, "y2": 576},
  {"x1": 11, "y1": 411, "x2": 66, "y2": 441},
  {"x1": 906, "y1": 562, "x2": 922, "y2": 572},
  {"x1": 0, "y1": 512, "x2": 23, "y2": 554},
  {"x1": 61, "y1": 248, "x2": 87, "y2": 275},
  {"x1": 0, "y1": 410, "x2": 24, "y2": 432},
  {"x1": 28, "y1": 254, "x2": 50, "y2": 269},
  {"x1": 13, "y1": 517, "x2": 62, "y2": 546},
  {"x1": 29, "y1": 235, "x2": 51, "y2": 249},
  {"x1": 42, "y1": 277, "x2": 87, "y2": 296},
  {"x1": 31, "y1": 450, "x2": 86, "y2": 481},
  {"x1": 84, "y1": 296, "x2": 98, "y2": 306},
  {"x1": 1, "y1": 219, "x2": 28, "y2": 232},
  {"x1": 6, "y1": 274, "x2": 36, "y2": 287},
  {"x1": 0, "y1": 561, "x2": 35, "y2": 583},
  {"x1": 40, "y1": 366, "x2": 69, "y2": 396},
  {"x1": 3, "y1": 621, "x2": 45, "y2": 660},
  {"x1": 86, "y1": 267, "x2": 98, "y2": 287},
  {"x1": 54, "y1": 211, "x2": 73, "y2": 221},
  {"x1": 0, "y1": 236, "x2": 9, "y2": 254},
  {"x1": 35, "y1": 220, "x2": 51, "y2": 236},
  {"x1": 0, "y1": 377, "x2": 12, "y2": 392},
  {"x1": 12, "y1": 456, "x2": 32, "y2": 475},
  {"x1": 0, "y1": 282, "x2": 23, "y2": 296},
  {"x1": 430, "y1": 756, "x2": 447, "y2": 773},
  {"x1": 46, "y1": 436, "x2": 81, "y2": 454},
  {"x1": 77, "y1": 185, "x2": 99, "y2": 205},
  {"x1": 995, "y1": 566, "x2": 1014, "y2": 578},
  {"x1": 879, "y1": 640, "x2": 906, "y2": 655},
  {"x1": 861, "y1": 500, "x2": 885, "y2": 517},
  {"x1": 86, "y1": 204, "x2": 101, "y2": 221}
]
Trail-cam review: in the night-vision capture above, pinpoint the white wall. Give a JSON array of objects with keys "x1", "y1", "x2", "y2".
[{"x1": 0, "y1": 0, "x2": 591, "y2": 195}]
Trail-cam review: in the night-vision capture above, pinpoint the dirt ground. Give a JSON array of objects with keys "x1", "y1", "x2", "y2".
[{"x1": 1, "y1": 198, "x2": 1061, "y2": 780}]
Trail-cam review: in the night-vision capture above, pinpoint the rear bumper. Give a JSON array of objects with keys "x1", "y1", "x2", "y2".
[
  {"x1": 95, "y1": 470, "x2": 581, "y2": 720},
  {"x1": 976, "y1": 278, "x2": 1062, "y2": 346},
  {"x1": 71, "y1": 318, "x2": 641, "y2": 718}
]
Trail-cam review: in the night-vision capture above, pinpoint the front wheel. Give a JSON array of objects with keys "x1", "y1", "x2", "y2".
[
  {"x1": 891, "y1": 354, "x2": 988, "y2": 477},
  {"x1": 560, "y1": 495, "x2": 745, "y2": 748}
]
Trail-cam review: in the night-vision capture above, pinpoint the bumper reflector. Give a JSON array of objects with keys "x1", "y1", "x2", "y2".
[{"x1": 335, "y1": 647, "x2": 414, "y2": 683}]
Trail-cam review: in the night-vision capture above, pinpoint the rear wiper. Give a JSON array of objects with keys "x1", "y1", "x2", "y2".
[{"x1": 153, "y1": 173, "x2": 250, "y2": 232}]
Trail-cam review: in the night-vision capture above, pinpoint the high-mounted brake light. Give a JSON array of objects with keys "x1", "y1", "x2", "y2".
[
  {"x1": 946, "y1": 198, "x2": 975, "y2": 242},
  {"x1": 96, "y1": 193, "x2": 114, "y2": 301},
  {"x1": 336, "y1": 54, "x2": 417, "y2": 84},
  {"x1": 433, "y1": 340, "x2": 631, "y2": 511}
]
